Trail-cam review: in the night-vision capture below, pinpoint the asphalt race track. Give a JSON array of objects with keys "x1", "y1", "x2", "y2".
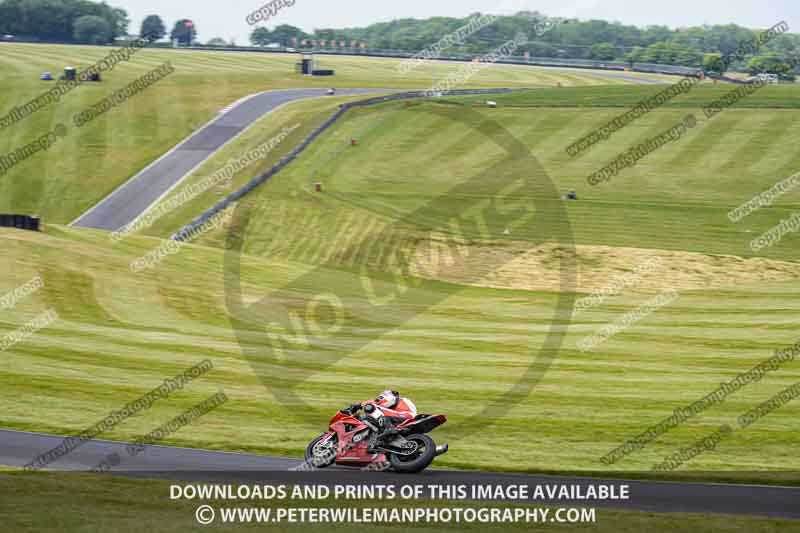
[
  {"x1": 1, "y1": 429, "x2": 798, "y2": 519},
  {"x1": 69, "y1": 88, "x2": 393, "y2": 232}
]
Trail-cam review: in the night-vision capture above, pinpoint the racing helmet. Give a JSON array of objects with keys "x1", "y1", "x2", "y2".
[{"x1": 376, "y1": 390, "x2": 399, "y2": 409}]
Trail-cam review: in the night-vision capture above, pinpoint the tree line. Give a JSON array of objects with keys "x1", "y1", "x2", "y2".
[
  {"x1": 251, "y1": 13, "x2": 800, "y2": 79},
  {"x1": 0, "y1": 0, "x2": 198, "y2": 46},
  {"x1": 1, "y1": 1, "x2": 797, "y2": 79},
  {"x1": 0, "y1": 0, "x2": 128, "y2": 44}
]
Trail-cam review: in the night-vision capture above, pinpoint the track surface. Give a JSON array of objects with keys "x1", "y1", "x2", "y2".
[
  {"x1": 70, "y1": 88, "x2": 392, "y2": 232},
  {"x1": 1, "y1": 429, "x2": 798, "y2": 519}
]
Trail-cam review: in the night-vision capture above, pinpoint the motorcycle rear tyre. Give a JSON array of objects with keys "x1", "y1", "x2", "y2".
[{"x1": 388, "y1": 434, "x2": 436, "y2": 473}]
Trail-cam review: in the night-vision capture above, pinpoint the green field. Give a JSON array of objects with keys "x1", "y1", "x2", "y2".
[{"x1": 1, "y1": 45, "x2": 799, "y2": 483}]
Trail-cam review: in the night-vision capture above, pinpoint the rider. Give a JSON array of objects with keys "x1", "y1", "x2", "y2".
[{"x1": 349, "y1": 390, "x2": 417, "y2": 450}]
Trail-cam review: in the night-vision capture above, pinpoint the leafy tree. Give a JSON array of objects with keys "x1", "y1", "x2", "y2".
[
  {"x1": 673, "y1": 45, "x2": 702, "y2": 67},
  {"x1": 703, "y1": 24, "x2": 756, "y2": 56},
  {"x1": 641, "y1": 25, "x2": 674, "y2": 45},
  {"x1": 784, "y1": 50, "x2": 800, "y2": 72},
  {"x1": 170, "y1": 19, "x2": 196, "y2": 45},
  {"x1": 703, "y1": 53, "x2": 724, "y2": 72},
  {"x1": 250, "y1": 25, "x2": 306, "y2": 46},
  {"x1": 671, "y1": 27, "x2": 706, "y2": 50},
  {"x1": 250, "y1": 27, "x2": 273, "y2": 46},
  {"x1": 626, "y1": 46, "x2": 646, "y2": 65},
  {"x1": 746, "y1": 53, "x2": 795, "y2": 80},
  {"x1": 314, "y1": 28, "x2": 337, "y2": 41},
  {"x1": 588, "y1": 42, "x2": 617, "y2": 60},
  {"x1": 140, "y1": 15, "x2": 166, "y2": 40},
  {"x1": 269, "y1": 24, "x2": 305, "y2": 46},
  {"x1": 640, "y1": 42, "x2": 672, "y2": 63},
  {"x1": 111, "y1": 7, "x2": 128, "y2": 37},
  {"x1": 766, "y1": 33, "x2": 800, "y2": 64},
  {"x1": 73, "y1": 14, "x2": 113, "y2": 44},
  {"x1": 206, "y1": 37, "x2": 228, "y2": 47},
  {"x1": 637, "y1": 41, "x2": 702, "y2": 66},
  {"x1": 0, "y1": 0, "x2": 127, "y2": 43}
]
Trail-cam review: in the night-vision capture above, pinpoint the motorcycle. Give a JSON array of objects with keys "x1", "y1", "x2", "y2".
[{"x1": 305, "y1": 402, "x2": 448, "y2": 473}]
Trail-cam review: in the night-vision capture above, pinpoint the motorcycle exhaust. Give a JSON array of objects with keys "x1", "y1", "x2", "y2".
[{"x1": 435, "y1": 444, "x2": 449, "y2": 456}]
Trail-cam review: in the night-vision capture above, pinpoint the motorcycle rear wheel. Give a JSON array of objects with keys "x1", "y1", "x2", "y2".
[
  {"x1": 304, "y1": 433, "x2": 338, "y2": 468},
  {"x1": 388, "y1": 434, "x2": 436, "y2": 473}
]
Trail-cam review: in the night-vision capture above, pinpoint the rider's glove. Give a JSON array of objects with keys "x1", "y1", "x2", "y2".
[{"x1": 349, "y1": 403, "x2": 362, "y2": 412}]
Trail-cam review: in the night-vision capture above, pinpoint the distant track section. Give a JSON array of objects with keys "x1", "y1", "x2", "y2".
[
  {"x1": 171, "y1": 88, "x2": 528, "y2": 242},
  {"x1": 70, "y1": 88, "x2": 392, "y2": 232}
]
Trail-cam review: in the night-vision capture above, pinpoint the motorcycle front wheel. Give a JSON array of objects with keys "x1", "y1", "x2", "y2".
[{"x1": 304, "y1": 433, "x2": 338, "y2": 468}]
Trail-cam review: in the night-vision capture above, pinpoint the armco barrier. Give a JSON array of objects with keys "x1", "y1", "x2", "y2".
[{"x1": 171, "y1": 88, "x2": 522, "y2": 241}]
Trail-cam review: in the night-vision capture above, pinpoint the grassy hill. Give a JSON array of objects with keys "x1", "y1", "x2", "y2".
[
  {"x1": 0, "y1": 43, "x2": 657, "y2": 223},
  {"x1": 2, "y1": 220, "x2": 799, "y2": 477},
  {"x1": 2, "y1": 96, "x2": 800, "y2": 479}
]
